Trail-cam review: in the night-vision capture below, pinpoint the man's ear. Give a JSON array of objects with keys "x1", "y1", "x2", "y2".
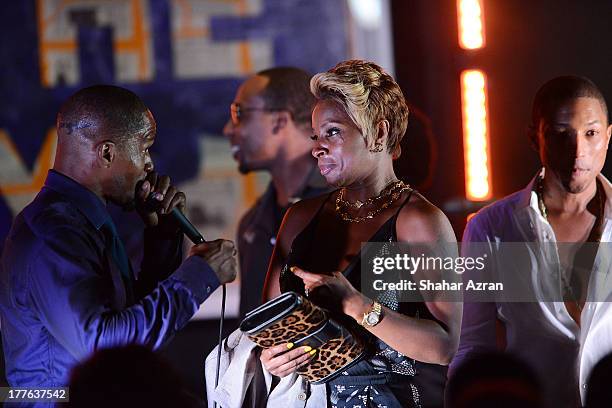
[
  {"x1": 271, "y1": 111, "x2": 290, "y2": 134},
  {"x1": 606, "y1": 123, "x2": 612, "y2": 150},
  {"x1": 97, "y1": 141, "x2": 116, "y2": 168}
]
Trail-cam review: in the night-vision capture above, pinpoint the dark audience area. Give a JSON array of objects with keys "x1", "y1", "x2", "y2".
[
  {"x1": 67, "y1": 344, "x2": 200, "y2": 408},
  {"x1": 446, "y1": 351, "x2": 543, "y2": 408}
]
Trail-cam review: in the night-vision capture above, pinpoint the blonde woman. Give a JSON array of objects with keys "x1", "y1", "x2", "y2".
[{"x1": 261, "y1": 60, "x2": 461, "y2": 407}]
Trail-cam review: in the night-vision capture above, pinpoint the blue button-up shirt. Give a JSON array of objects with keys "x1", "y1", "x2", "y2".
[{"x1": 0, "y1": 170, "x2": 219, "y2": 390}]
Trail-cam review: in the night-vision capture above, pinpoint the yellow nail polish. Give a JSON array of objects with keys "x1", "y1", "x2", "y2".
[
  {"x1": 290, "y1": 266, "x2": 296, "y2": 273},
  {"x1": 309, "y1": 349, "x2": 317, "y2": 355},
  {"x1": 303, "y1": 346, "x2": 312, "y2": 353},
  {"x1": 286, "y1": 342, "x2": 294, "y2": 350}
]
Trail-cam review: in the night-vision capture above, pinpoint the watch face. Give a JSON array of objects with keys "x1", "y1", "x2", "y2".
[{"x1": 366, "y1": 312, "x2": 380, "y2": 325}]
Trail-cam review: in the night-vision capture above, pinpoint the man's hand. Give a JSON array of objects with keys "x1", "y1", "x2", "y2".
[
  {"x1": 189, "y1": 240, "x2": 238, "y2": 284},
  {"x1": 136, "y1": 172, "x2": 186, "y2": 233}
]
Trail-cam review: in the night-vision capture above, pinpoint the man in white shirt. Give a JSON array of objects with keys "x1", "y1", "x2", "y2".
[{"x1": 451, "y1": 76, "x2": 612, "y2": 407}]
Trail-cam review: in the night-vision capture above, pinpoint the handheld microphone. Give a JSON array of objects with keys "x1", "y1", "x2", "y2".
[
  {"x1": 145, "y1": 193, "x2": 205, "y2": 244},
  {"x1": 169, "y1": 207, "x2": 205, "y2": 244}
]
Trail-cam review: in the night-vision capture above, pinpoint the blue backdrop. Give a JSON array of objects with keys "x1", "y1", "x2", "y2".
[{"x1": 0, "y1": 0, "x2": 349, "y2": 253}]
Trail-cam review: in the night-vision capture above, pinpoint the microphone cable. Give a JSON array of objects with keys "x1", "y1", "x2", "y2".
[
  {"x1": 145, "y1": 193, "x2": 226, "y2": 407},
  {"x1": 213, "y1": 284, "x2": 226, "y2": 408}
]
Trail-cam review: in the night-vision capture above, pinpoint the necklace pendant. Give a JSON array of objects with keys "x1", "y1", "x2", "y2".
[{"x1": 354, "y1": 200, "x2": 364, "y2": 209}]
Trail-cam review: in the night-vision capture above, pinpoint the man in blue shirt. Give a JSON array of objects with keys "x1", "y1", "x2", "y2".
[{"x1": 0, "y1": 85, "x2": 237, "y2": 391}]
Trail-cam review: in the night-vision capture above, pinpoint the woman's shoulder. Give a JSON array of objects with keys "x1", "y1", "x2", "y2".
[{"x1": 396, "y1": 190, "x2": 457, "y2": 243}]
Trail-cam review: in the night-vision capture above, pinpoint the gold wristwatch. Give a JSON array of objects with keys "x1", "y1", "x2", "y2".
[{"x1": 360, "y1": 301, "x2": 383, "y2": 327}]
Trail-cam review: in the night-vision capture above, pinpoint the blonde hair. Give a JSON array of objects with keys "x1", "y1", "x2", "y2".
[{"x1": 310, "y1": 60, "x2": 409, "y2": 155}]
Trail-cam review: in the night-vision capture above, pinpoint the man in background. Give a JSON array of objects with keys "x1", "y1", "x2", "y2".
[
  {"x1": 225, "y1": 67, "x2": 328, "y2": 317},
  {"x1": 452, "y1": 76, "x2": 612, "y2": 407}
]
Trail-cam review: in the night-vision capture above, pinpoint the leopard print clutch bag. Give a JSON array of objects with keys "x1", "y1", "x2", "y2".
[{"x1": 239, "y1": 291, "x2": 365, "y2": 384}]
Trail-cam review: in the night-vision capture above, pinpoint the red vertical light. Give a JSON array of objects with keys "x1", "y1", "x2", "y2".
[{"x1": 461, "y1": 70, "x2": 492, "y2": 201}]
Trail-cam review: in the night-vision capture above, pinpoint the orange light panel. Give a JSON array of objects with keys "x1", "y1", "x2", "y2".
[
  {"x1": 461, "y1": 70, "x2": 492, "y2": 201},
  {"x1": 457, "y1": 0, "x2": 485, "y2": 49}
]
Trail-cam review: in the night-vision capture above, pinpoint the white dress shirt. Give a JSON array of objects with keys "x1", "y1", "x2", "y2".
[
  {"x1": 451, "y1": 170, "x2": 612, "y2": 407},
  {"x1": 204, "y1": 328, "x2": 327, "y2": 408}
]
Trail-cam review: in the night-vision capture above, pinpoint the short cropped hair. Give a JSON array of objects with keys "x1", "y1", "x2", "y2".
[
  {"x1": 310, "y1": 60, "x2": 409, "y2": 154},
  {"x1": 56, "y1": 85, "x2": 149, "y2": 141},
  {"x1": 531, "y1": 75, "x2": 609, "y2": 129},
  {"x1": 257, "y1": 67, "x2": 315, "y2": 129}
]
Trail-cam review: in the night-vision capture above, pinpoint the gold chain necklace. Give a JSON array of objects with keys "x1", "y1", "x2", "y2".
[
  {"x1": 336, "y1": 180, "x2": 406, "y2": 209},
  {"x1": 536, "y1": 176, "x2": 604, "y2": 312},
  {"x1": 335, "y1": 180, "x2": 411, "y2": 223}
]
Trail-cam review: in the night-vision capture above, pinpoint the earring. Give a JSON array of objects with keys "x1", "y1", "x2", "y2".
[{"x1": 369, "y1": 142, "x2": 383, "y2": 153}]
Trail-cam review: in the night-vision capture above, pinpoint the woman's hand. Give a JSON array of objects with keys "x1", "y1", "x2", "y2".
[
  {"x1": 260, "y1": 343, "x2": 316, "y2": 378},
  {"x1": 290, "y1": 267, "x2": 371, "y2": 321}
]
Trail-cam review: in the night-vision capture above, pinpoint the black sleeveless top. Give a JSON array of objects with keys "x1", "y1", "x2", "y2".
[{"x1": 280, "y1": 190, "x2": 447, "y2": 408}]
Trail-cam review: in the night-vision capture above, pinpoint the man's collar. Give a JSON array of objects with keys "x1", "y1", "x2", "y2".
[
  {"x1": 517, "y1": 168, "x2": 612, "y2": 220},
  {"x1": 44, "y1": 169, "x2": 111, "y2": 229},
  {"x1": 598, "y1": 173, "x2": 612, "y2": 220},
  {"x1": 515, "y1": 169, "x2": 543, "y2": 212}
]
